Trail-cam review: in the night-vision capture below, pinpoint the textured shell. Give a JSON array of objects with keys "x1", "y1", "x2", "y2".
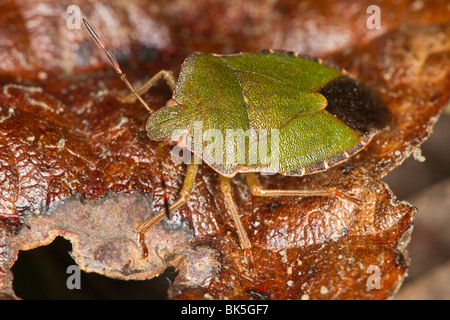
[{"x1": 152, "y1": 50, "x2": 390, "y2": 178}]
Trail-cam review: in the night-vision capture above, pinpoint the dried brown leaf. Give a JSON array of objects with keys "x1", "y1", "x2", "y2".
[{"x1": 1, "y1": 0, "x2": 449, "y2": 300}]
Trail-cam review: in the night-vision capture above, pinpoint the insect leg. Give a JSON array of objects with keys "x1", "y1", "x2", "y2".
[
  {"x1": 219, "y1": 175, "x2": 253, "y2": 266},
  {"x1": 122, "y1": 70, "x2": 177, "y2": 103},
  {"x1": 137, "y1": 158, "x2": 199, "y2": 257},
  {"x1": 245, "y1": 173, "x2": 362, "y2": 205}
]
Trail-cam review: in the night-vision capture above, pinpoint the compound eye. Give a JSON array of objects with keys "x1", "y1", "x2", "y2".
[
  {"x1": 166, "y1": 98, "x2": 179, "y2": 107},
  {"x1": 175, "y1": 132, "x2": 189, "y2": 148}
]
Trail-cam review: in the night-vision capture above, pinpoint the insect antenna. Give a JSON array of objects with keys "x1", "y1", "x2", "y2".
[{"x1": 82, "y1": 18, "x2": 152, "y2": 113}]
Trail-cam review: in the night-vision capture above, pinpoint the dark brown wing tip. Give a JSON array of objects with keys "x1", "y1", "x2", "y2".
[{"x1": 320, "y1": 75, "x2": 392, "y2": 135}]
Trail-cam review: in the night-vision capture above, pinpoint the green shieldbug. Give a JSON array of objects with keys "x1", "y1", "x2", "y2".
[{"x1": 83, "y1": 19, "x2": 391, "y2": 260}]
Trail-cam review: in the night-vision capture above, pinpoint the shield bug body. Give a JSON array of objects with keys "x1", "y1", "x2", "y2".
[{"x1": 83, "y1": 19, "x2": 390, "y2": 261}]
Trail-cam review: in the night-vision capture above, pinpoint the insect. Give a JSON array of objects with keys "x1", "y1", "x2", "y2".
[{"x1": 83, "y1": 19, "x2": 391, "y2": 262}]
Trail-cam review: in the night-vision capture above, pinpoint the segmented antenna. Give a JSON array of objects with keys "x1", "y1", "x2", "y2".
[
  {"x1": 83, "y1": 18, "x2": 172, "y2": 258},
  {"x1": 82, "y1": 18, "x2": 152, "y2": 113}
]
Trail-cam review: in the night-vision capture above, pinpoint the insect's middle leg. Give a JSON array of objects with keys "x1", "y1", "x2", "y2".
[
  {"x1": 245, "y1": 172, "x2": 362, "y2": 205},
  {"x1": 219, "y1": 175, "x2": 253, "y2": 264},
  {"x1": 137, "y1": 158, "x2": 198, "y2": 257},
  {"x1": 123, "y1": 70, "x2": 177, "y2": 103}
]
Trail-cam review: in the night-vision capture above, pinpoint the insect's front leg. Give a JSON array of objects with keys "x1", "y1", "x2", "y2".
[{"x1": 123, "y1": 70, "x2": 177, "y2": 103}]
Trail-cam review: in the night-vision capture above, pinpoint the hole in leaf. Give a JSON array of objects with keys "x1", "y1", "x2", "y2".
[{"x1": 12, "y1": 236, "x2": 178, "y2": 299}]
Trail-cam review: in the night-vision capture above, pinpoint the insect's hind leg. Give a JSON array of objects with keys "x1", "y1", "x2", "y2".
[
  {"x1": 245, "y1": 173, "x2": 362, "y2": 205},
  {"x1": 123, "y1": 70, "x2": 177, "y2": 103}
]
